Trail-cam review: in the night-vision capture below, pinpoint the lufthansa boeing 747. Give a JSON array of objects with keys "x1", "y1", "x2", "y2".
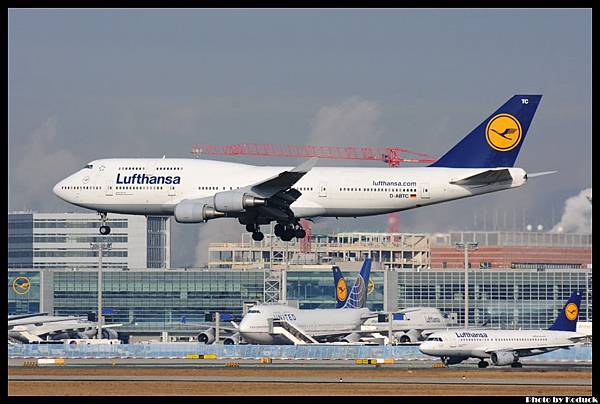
[{"x1": 53, "y1": 95, "x2": 553, "y2": 241}]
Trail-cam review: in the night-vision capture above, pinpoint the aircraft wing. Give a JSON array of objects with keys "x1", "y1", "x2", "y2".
[
  {"x1": 239, "y1": 158, "x2": 319, "y2": 222},
  {"x1": 450, "y1": 169, "x2": 513, "y2": 186},
  {"x1": 245, "y1": 158, "x2": 319, "y2": 198},
  {"x1": 484, "y1": 342, "x2": 575, "y2": 355}
]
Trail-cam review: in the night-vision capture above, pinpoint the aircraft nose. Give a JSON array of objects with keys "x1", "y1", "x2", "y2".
[
  {"x1": 53, "y1": 180, "x2": 66, "y2": 200},
  {"x1": 419, "y1": 342, "x2": 433, "y2": 355}
]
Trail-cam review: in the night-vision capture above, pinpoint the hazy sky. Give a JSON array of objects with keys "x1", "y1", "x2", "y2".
[{"x1": 9, "y1": 9, "x2": 592, "y2": 266}]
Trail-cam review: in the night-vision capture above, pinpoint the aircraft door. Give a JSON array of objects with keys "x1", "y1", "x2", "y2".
[
  {"x1": 319, "y1": 182, "x2": 327, "y2": 198},
  {"x1": 168, "y1": 185, "x2": 176, "y2": 197},
  {"x1": 104, "y1": 180, "x2": 113, "y2": 196},
  {"x1": 421, "y1": 183, "x2": 430, "y2": 199}
]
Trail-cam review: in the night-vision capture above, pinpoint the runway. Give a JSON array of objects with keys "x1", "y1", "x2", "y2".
[
  {"x1": 8, "y1": 373, "x2": 593, "y2": 386},
  {"x1": 8, "y1": 364, "x2": 593, "y2": 396}
]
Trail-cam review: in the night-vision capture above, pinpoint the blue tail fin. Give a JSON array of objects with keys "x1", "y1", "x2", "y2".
[
  {"x1": 341, "y1": 258, "x2": 372, "y2": 309},
  {"x1": 548, "y1": 291, "x2": 582, "y2": 332},
  {"x1": 429, "y1": 95, "x2": 542, "y2": 168},
  {"x1": 332, "y1": 266, "x2": 349, "y2": 308}
]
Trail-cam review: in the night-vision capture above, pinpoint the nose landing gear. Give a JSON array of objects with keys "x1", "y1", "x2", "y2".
[{"x1": 98, "y1": 212, "x2": 111, "y2": 235}]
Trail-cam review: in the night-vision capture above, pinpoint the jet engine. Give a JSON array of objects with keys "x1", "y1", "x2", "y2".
[
  {"x1": 213, "y1": 191, "x2": 266, "y2": 213},
  {"x1": 490, "y1": 351, "x2": 518, "y2": 366},
  {"x1": 223, "y1": 333, "x2": 240, "y2": 345},
  {"x1": 198, "y1": 328, "x2": 216, "y2": 344},
  {"x1": 394, "y1": 329, "x2": 421, "y2": 343},
  {"x1": 101, "y1": 328, "x2": 119, "y2": 339},
  {"x1": 174, "y1": 201, "x2": 225, "y2": 223}
]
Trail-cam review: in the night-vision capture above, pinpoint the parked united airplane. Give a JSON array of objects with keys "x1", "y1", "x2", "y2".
[
  {"x1": 53, "y1": 95, "x2": 552, "y2": 241},
  {"x1": 238, "y1": 259, "x2": 373, "y2": 344},
  {"x1": 418, "y1": 291, "x2": 587, "y2": 368}
]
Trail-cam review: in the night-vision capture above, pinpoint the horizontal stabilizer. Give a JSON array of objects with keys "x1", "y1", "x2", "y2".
[{"x1": 450, "y1": 169, "x2": 512, "y2": 186}]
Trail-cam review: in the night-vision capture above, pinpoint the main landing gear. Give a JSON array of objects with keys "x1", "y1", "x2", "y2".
[
  {"x1": 98, "y1": 212, "x2": 111, "y2": 235},
  {"x1": 510, "y1": 362, "x2": 523, "y2": 368},
  {"x1": 245, "y1": 222, "x2": 307, "y2": 242},
  {"x1": 274, "y1": 223, "x2": 305, "y2": 242},
  {"x1": 246, "y1": 224, "x2": 265, "y2": 241},
  {"x1": 478, "y1": 360, "x2": 489, "y2": 369}
]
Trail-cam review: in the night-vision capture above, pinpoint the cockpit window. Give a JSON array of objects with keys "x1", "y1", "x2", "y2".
[
  {"x1": 84, "y1": 164, "x2": 93, "y2": 169},
  {"x1": 247, "y1": 309, "x2": 261, "y2": 314},
  {"x1": 427, "y1": 336, "x2": 443, "y2": 342}
]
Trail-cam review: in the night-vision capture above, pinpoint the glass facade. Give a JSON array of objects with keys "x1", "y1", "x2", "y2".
[
  {"x1": 286, "y1": 270, "x2": 384, "y2": 311},
  {"x1": 147, "y1": 216, "x2": 170, "y2": 268},
  {"x1": 8, "y1": 271, "x2": 40, "y2": 314},
  {"x1": 8, "y1": 267, "x2": 592, "y2": 333},
  {"x1": 397, "y1": 269, "x2": 592, "y2": 330},
  {"x1": 52, "y1": 269, "x2": 264, "y2": 330},
  {"x1": 8, "y1": 212, "x2": 170, "y2": 270}
]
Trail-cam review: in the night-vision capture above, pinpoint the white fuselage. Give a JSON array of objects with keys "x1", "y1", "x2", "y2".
[
  {"x1": 361, "y1": 307, "x2": 454, "y2": 335},
  {"x1": 238, "y1": 304, "x2": 370, "y2": 344},
  {"x1": 419, "y1": 329, "x2": 582, "y2": 360},
  {"x1": 53, "y1": 158, "x2": 528, "y2": 219}
]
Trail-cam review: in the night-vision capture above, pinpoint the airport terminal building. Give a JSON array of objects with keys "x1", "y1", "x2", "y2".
[
  {"x1": 7, "y1": 219, "x2": 592, "y2": 336},
  {"x1": 8, "y1": 212, "x2": 171, "y2": 270}
]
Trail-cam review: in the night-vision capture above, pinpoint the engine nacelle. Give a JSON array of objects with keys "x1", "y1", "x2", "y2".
[
  {"x1": 174, "y1": 201, "x2": 225, "y2": 223},
  {"x1": 490, "y1": 351, "x2": 518, "y2": 366},
  {"x1": 395, "y1": 329, "x2": 421, "y2": 343},
  {"x1": 213, "y1": 192, "x2": 266, "y2": 213},
  {"x1": 102, "y1": 328, "x2": 119, "y2": 340},
  {"x1": 223, "y1": 333, "x2": 240, "y2": 345},
  {"x1": 198, "y1": 328, "x2": 215, "y2": 344}
]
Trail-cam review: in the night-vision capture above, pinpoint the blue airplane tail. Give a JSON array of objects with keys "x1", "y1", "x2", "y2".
[
  {"x1": 429, "y1": 95, "x2": 542, "y2": 168},
  {"x1": 332, "y1": 258, "x2": 372, "y2": 309},
  {"x1": 332, "y1": 266, "x2": 348, "y2": 308},
  {"x1": 548, "y1": 291, "x2": 582, "y2": 332}
]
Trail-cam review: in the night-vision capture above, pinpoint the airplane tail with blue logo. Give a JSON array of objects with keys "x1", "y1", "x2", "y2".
[
  {"x1": 548, "y1": 291, "x2": 582, "y2": 332},
  {"x1": 429, "y1": 95, "x2": 542, "y2": 168},
  {"x1": 332, "y1": 258, "x2": 372, "y2": 309}
]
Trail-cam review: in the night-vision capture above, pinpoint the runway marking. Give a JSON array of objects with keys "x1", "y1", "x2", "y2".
[{"x1": 8, "y1": 375, "x2": 592, "y2": 386}]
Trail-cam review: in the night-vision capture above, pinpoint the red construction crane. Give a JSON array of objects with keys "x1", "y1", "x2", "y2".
[{"x1": 191, "y1": 143, "x2": 437, "y2": 252}]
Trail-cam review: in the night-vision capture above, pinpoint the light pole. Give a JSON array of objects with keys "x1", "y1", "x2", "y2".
[
  {"x1": 90, "y1": 241, "x2": 112, "y2": 339},
  {"x1": 455, "y1": 242, "x2": 478, "y2": 328}
]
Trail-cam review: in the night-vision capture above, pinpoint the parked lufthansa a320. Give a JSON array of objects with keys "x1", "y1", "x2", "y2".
[{"x1": 53, "y1": 95, "x2": 554, "y2": 241}]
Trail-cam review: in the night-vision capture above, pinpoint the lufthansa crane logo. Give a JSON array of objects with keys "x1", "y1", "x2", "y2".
[
  {"x1": 13, "y1": 276, "x2": 31, "y2": 295},
  {"x1": 565, "y1": 303, "x2": 579, "y2": 321},
  {"x1": 485, "y1": 113, "x2": 522, "y2": 152},
  {"x1": 368, "y1": 279, "x2": 375, "y2": 295},
  {"x1": 336, "y1": 278, "x2": 348, "y2": 302}
]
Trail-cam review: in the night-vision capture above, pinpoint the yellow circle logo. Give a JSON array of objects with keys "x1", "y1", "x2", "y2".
[
  {"x1": 565, "y1": 303, "x2": 579, "y2": 321},
  {"x1": 485, "y1": 113, "x2": 522, "y2": 152},
  {"x1": 368, "y1": 279, "x2": 375, "y2": 295},
  {"x1": 13, "y1": 276, "x2": 31, "y2": 295},
  {"x1": 336, "y1": 278, "x2": 347, "y2": 302}
]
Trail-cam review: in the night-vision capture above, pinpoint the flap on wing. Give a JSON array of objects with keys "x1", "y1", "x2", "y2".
[
  {"x1": 450, "y1": 169, "x2": 512, "y2": 186},
  {"x1": 484, "y1": 342, "x2": 574, "y2": 354},
  {"x1": 248, "y1": 157, "x2": 319, "y2": 198}
]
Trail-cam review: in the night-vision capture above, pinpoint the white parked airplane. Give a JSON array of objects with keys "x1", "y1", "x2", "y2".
[
  {"x1": 53, "y1": 95, "x2": 552, "y2": 241},
  {"x1": 8, "y1": 312, "x2": 121, "y2": 343},
  {"x1": 418, "y1": 291, "x2": 587, "y2": 368},
  {"x1": 238, "y1": 259, "x2": 373, "y2": 344}
]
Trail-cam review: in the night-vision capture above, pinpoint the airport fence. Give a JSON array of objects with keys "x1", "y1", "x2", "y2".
[{"x1": 7, "y1": 343, "x2": 592, "y2": 362}]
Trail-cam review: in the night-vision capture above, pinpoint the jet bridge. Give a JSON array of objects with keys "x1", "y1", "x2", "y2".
[{"x1": 270, "y1": 319, "x2": 318, "y2": 344}]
